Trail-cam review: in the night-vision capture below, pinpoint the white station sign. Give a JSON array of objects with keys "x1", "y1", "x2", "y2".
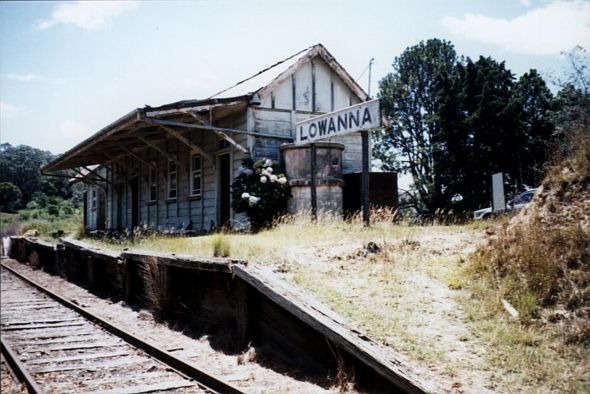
[{"x1": 295, "y1": 99, "x2": 380, "y2": 145}]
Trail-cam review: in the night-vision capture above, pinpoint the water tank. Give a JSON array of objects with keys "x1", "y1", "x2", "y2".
[{"x1": 280, "y1": 142, "x2": 345, "y2": 215}]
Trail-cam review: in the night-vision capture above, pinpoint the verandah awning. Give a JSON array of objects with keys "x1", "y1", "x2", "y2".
[{"x1": 42, "y1": 95, "x2": 261, "y2": 173}]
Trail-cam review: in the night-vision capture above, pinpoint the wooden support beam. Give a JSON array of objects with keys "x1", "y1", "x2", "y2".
[
  {"x1": 86, "y1": 256, "x2": 95, "y2": 290},
  {"x1": 120, "y1": 147, "x2": 156, "y2": 169},
  {"x1": 95, "y1": 161, "x2": 126, "y2": 179},
  {"x1": 82, "y1": 166, "x2": 111, "y2": 185},
  {"x1": 361, "y1": 130, "x2": 370, "y2": 227},
  {"x1": 136, "y1": 136, "x2": 180, "y2": 165},
  {"x1": 99, "y1": 152, "x2": 135, "y2": 174},
  {"x1": 155, "y1": 124, "x2": 215, "y2": 165},
  {"x1": 183, "y1": 112, "x2": 248, "y2": 153},
  {"x1": 140, "y1": 116, "x2": 293, "y2": 141},
  {"x1": 182, "y1": 110, "x2": 208, "y2": 126},
  {"x1": 71, "y1": 168, "x2": 106, "y2": 191},
  {"x1": 235, "y1": 279, "x2": 256, "y2": 352}
]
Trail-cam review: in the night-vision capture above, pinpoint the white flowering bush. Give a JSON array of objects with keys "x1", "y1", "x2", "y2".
[{"x1": 231, "y1": 157, "x2": 290, "y2": 230}]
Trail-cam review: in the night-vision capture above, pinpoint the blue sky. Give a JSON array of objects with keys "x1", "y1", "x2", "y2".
[{"x1": 1, "y1": 0, "x2": 589, "y2": 154}]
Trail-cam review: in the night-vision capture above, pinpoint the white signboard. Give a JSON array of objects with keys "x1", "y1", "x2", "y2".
[
  {"x1": 491, "y1": 172, "x2": 506, "y2": 212},
  {"x1": 295, "y1": 99, "x2": 380, "y2": 145}
]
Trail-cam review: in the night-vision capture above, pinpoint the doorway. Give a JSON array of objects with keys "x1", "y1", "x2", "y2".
[
  {"x1": 218, "y1": 153, "x2": 231, "y2": 229},
  {"x1": 130, "y1": 177, "x2": 139, "y2": 228},
  {"x1": 116, "y1": 184, "x2": 124, "y2": 230},
  {"x1": 82, "y1": 191, "x2": 88, "y2": 228}
]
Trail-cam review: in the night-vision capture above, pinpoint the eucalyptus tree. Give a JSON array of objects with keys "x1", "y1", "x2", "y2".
[{"x1": 375, "y1": 38, "x2": 458, "y2": 215}]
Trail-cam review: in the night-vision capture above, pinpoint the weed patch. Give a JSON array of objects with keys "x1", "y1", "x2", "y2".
[{"x1": 212, "y1": 233, "x2": 231, "y2": 257}]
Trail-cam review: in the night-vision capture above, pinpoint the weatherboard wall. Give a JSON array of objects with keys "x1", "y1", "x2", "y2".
[
  {"x1": 100, "y1": 113, "x2": 249, "y2": 232},
  {"x1": 254, "y1": 55, "x2": 363, "y2": 174},
  {"x1": 84, "y1": 168, "x2": 107, "y2": 231}
]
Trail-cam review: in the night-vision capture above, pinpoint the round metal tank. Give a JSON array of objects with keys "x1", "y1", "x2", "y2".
[{"x1": 280, "y1": 142, "x2": 345, "y2": 215}]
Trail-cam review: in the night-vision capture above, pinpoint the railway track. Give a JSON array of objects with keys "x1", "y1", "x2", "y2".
[{"x1": 0, "y1": 263, "x2": 245, "y2": 394}]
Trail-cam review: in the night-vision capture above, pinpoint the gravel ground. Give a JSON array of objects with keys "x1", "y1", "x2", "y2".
[
  {"x1": 1, "y1": 258, "x2": 342, "y2": 394},
  {"x1": 0, "y1": 354, "x2": 26, "y2": 394}
]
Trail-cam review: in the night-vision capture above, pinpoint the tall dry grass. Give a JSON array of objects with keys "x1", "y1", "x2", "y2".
[{"x1": 471, "y1": 129, "x2": 590, "y2": 344}]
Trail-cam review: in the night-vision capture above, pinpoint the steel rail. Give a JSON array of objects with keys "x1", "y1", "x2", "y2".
[
  {"x1": 0, "y1": 263, "x2": 245, "y2": 394},
  {"x1": 1, "y1": 337, "x2": 45, "y2": 394}
]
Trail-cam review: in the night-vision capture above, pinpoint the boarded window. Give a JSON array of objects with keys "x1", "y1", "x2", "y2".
[
  {"x1": 91, "y1": 189, "x2": 97, "y2": 209},
  {"x1": 149, "y1": 167, "x2": 157, "y2": 201},
  {"x1": 167, "y1": 161, "x2": 177, "y2": 199},
  {"x1": 191, "y1": 154, "x2": 202, "y2": 197}
]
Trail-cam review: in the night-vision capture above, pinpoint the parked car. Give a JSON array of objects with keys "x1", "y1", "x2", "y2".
[{"x1": 473, "y1": 188, "x2": 539, "y2": 220}]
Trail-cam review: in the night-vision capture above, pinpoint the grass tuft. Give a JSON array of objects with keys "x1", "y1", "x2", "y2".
[{"x1": 212, "y1": 233, "x2": 231, "y2": 257}]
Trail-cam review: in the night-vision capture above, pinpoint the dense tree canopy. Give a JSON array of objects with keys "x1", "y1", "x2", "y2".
[
  {"x1": 0, "y1": 143, "x2": 72, "y2": 211},
  {"x1": 0, "y1": 182, "x2": 22, "y2": 212},
  {"x1": 375, "y1": 39, "x2": 577, "y2": 216}
]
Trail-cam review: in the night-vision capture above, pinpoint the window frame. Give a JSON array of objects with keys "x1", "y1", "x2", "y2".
[
  {"x1": 91, "y1": 189, "x2": 97, "y2": 210},
  {"x1": 190, "y1": 154, "x2": 202, "y2": 197},
  {"x1": 167, "y1": 160, "x2": 177, "y2": 199},
  {"x1": 148, "y1": 166, "x2": 157, "y2": 202}
]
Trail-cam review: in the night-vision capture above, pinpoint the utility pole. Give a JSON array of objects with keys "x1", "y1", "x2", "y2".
[
  {"x1": 367, "y1": 58, "x2": 374, "y2": 98},
  {"x1": 363, "y1": 57, "x2": 375, "y2": 227}
]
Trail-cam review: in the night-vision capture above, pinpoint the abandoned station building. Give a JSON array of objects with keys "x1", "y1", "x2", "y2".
[{"x1": 43, "y1": 44, "x2": 396, "y2": 232}]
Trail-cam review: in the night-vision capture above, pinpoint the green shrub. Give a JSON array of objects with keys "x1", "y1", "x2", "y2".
[
  {"x1": 31, "y1": 192, "x2": 48, "y2": 208},
  {"x1": 46, "y1": 204, "x2": 60, "y2": 216},
  {"x1": 19, "y1": 210, "x2": 31, "y2": 220},
  {"x1": 26, "y1": 201, "x2": 39, "y2": 210}
]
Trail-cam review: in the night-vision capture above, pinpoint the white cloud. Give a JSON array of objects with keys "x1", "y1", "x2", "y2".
[
  {"x1": 58, "y1": 120, "x2": 93, "y2": 139},
  {"x1": 5, "y1": 73, "x2": 65, "y2": 84},
  {"x1": 442, "y1": 1, "x2": 590, "y2": 55},
  {"x1": 0, "y1": 101, "x2": 24, "y2": 119},
  {"x1": 36, "y1": 1, "x2": 138, "y2": 30},
  {"x1": 520, "y1": 0, "x2": 532, "y2": 6}
]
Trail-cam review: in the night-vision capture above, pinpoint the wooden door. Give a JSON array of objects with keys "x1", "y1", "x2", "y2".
[
  {"x1": 130, "y1": 177, "x2": 139, "y2": 228},
  {"x1": 218, "y1": 153, "x2": 231, "y2": 229}
]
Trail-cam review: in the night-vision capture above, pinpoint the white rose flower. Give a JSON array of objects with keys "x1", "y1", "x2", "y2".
[
  {"x1": 266, "y1": 166, "x2": 273, "y2": 174},
  {"x1": 270, "y1": 174, "x2": 278, "y2": 183},
  {"x1": 278, "y1": 177, "x2": 287, "y2": 184},
  {"x1": 261, "y1": 169, "x2": 268, "y2": 176},
  {"x1": 249, "y1": 196, "x2": 260, "y2": 206},
  {"x1": 241, "y1": 192, "x2": 250, "y2": 199},
  {"x1": 265, "y1": 159, "x2": 273, "y2": 167},
  {"x1": 260, "y1": 176, "x2": 267, "y2": 183}
]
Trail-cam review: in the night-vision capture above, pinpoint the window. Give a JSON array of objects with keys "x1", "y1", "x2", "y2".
[
  {"x1": 149, "y1": 167, "x2": 157, "y2": 201},
  {"x1": 91, "y1": 189, "x2": 97, "y2": 209},
  {"x1": 167, "y1": 161, "x2": 177, "y2": 199},
  {"x1": 190, "y1": 154, "x2": 202, "y2": 197}
]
